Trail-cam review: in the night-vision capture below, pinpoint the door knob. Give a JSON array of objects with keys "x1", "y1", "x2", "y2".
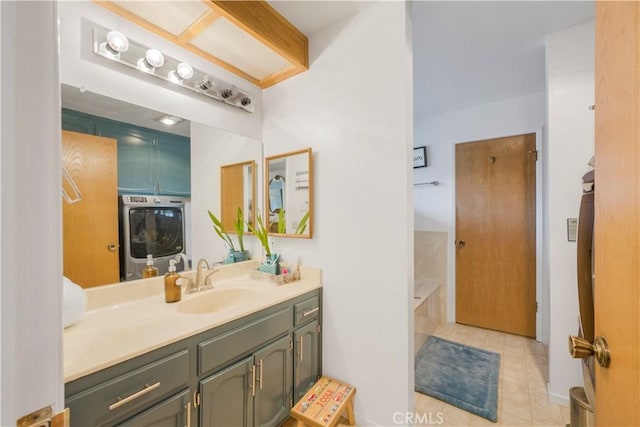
[
  {"x1": 456, "y1": 240, "x2": 466, "y2": 249},
  {"x1": 107, "y1": 243, "x2": 118, "y2": 252},
  {"x1": 569, "y1": 335, "x2": 611, "y2": 368}
]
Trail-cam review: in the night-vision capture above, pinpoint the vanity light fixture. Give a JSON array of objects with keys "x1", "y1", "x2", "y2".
[
  {"x1": 98, "y1": 30, "x2": 129, "y2": 58},
  {"x1": 137, "y1": 48, "x2": 165, "y2": 72},
  {"x1": 168, "y1": 62, "x2": 194, "y2": 84},
  {"x1": 92, "y1": 23, "x2": 254, "y2": 113},
  {"x1": 156, "y1": 115, "x2": 185, "y2": 126}
]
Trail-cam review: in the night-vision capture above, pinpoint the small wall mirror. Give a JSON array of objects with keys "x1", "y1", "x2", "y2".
[
  {"x1": 221, "y1": 160, "x2": 256, "y2": 233},
  {"x1": 265, "y1": 148, "x2": 313, "y2": 238}
]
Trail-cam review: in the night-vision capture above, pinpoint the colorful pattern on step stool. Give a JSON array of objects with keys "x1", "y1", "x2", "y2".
[{"x1": 291, "y1": 376, "x2": 356, "y2": 427}]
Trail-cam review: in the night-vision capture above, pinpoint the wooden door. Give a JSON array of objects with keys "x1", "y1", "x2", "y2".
[
  {"x1": 455, "y1": 134, "x2": 536, "y2": 337},
  {"x1": 593, "y1": 2, "x2": 640, "y2": 424},
  {"x1": 62, "y1": 130, "x2": 119, "y2": 287}
]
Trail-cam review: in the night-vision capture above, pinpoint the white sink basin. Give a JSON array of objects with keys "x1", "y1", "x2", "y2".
[{"x1": 177, "y1": 287, "x2": 261, "y2": 315}]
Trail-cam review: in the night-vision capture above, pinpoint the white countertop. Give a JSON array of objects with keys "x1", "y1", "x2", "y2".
[{"x1": 64, "y1": 261, "x2": 322, "y2": 383}]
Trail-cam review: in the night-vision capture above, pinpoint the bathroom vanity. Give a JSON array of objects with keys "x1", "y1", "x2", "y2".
[{"x1": 64, "y1": 262, "x2": 322, "y2": 427}]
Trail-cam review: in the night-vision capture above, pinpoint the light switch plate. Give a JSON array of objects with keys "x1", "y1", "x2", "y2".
[{"x1": 567, "y1": 218, "x2": 578, "y2": 242}]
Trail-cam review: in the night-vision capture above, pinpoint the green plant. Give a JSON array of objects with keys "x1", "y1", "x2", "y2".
[
  {"x1": 277, "y1": 209, "x2": 286, "y2": 234},
  {"x1": 234, "y1": 207, "x2": 245, "y2": 251},
  {"x1": 250, "y1": 209, "x2": 271, "y2": 256},
  {"x1": 295, "y1": 211, "x2": 309, "y2": 235},
  {"x1": 207, "y1": 210, "x2": 236, "y2": 251}
]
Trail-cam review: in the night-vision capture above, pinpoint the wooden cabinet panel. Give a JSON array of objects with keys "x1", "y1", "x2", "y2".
[
  {"x1": 254, "y1": 335, "x2": 292, "y2": 427},
  {"x1": 200, "y1": 357, "x2": 255, "y2": 427},
  {"x1": 156, "y1": 134, "x2": 191, "y2": 195},
  {"x1": 293, "y1": 320, "x2": 320, "y2": 404},
  {"x1": 118, "y1": 389, "x2": 191, "y2": 427}
]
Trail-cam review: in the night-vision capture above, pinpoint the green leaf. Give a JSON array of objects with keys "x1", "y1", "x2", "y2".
[
  {"x1": 208, "y1": 210, "x2": 236, "y2": 251},
  {"x1": 295, "y1": 211, "x2": 309, "y2": 235},
  {"x1": 278, "y1": 209, "x2": 286, "y2": 234}
]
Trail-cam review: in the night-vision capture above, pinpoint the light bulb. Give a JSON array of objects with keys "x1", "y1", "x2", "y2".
[
  {"x1": 195, "y1": 77, "x2": 214, "y2": 91},
  {"x1": 98, "y1": 31, "x2": 129, "y2": 58},
  {"x1": 137, "y1": 49, "x2": 165, "y2": 72},
  {"x1": 106, "y1": 31, "x2": 129, "y2": 53},
  {"x1": 168, "y1": 62, "x2": 194, "y2": 84}
]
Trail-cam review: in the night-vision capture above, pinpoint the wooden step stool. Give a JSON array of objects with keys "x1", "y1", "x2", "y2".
[{"x1": 290, "y1": 376, "x2": 356, "y2": 427}]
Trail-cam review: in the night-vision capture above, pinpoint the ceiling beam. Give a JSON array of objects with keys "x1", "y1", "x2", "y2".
[{"x1": 207, "y1": 1, "x2": 309, "y2": 80}]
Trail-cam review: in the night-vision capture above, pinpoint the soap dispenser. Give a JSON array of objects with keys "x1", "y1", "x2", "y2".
[
  {"x1": 142, "y1": 254, "x2": 158, "y2": 278},
  {"x1": 164, "y1": 259, "x2": 181, "y2": 303}
]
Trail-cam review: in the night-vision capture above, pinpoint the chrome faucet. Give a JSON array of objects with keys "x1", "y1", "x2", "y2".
[
  {"x1": 190, "y1": 258, "x2": 218, "y2": 293},
  {"x1": 174, "y1": 253, "x2": 189, "y2": 271}
]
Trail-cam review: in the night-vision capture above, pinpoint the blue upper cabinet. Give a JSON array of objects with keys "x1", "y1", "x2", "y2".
[
  {"x1": 61, "y1": 109, "x2": 190, "y2": 196},
  {"x1": 156, "y1": 133, "x2": 191, "y2": 195}
]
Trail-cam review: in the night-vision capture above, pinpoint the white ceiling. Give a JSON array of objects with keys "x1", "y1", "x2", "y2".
[
  {"x1": 63, "y1": 1, "x2": 595, "y2": 126},
  {"x1": 270, "y1": 0, "x2": 595, "y2": 117}
]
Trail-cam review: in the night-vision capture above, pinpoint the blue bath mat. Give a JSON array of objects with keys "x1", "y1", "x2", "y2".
[{"x1": 415, "y1": 336, "x2": 500, "y2": 422}]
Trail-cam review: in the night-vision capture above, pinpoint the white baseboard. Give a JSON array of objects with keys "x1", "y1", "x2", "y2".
[{"x1": 547, "y1": 384, "x2": 570, "y2": 406}]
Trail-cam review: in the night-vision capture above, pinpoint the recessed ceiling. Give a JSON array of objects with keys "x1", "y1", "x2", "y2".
[
  {"x1": 61, "y1": 84, "x2": 191, "y2": 137},
  {"x1": 96, "y1": 0, "x2": 309, "y2": 88}
]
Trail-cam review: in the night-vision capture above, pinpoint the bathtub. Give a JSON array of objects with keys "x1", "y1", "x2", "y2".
[{"x1": 414, "y1": 279, "x2": 441, "y2": 355}]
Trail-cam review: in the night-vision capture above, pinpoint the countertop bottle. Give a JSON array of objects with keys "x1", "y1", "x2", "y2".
[
  {"x1": 142, "y1": 254, "x2": 158, "y2": 278},
  {"x1": 164, "y1": 259, "x2": 181, "y2": 303}
]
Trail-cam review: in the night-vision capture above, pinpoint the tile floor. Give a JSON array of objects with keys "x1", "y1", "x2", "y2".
[
  {"x1": 284, "y1": 322, "x2": 570, "y2": 427},
  {"x1": 415, "y1": 322, "x2": 570, "y2": 427}
]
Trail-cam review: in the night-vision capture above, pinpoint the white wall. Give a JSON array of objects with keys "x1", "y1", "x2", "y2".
[
  {"x1": 414, "y1": 92, "x2": 546, "y2": 329},
  {"x1": 545, "y1": 21, "x2": 595, "y2": 404},
  {"x1": 1, "y1": 2, "x2": 64, "y2": 423},
  {"x1": 58, "y1": 1, "x2": 261, "y2": 140},
  {"x1": 190, "y1": 123, "x2": 262, "y2": 265},
  {"x1": 262, "y1": 3, "x2": 414, "y2": 425}
]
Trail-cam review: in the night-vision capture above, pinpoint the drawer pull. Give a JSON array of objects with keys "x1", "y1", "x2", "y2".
[
  {"x1": 301, "y1": 307, "x2": 319, "y2": 318},
  {"x1": 186, "y1": 401, "x2": 192, "y2": 427},
  {"x1": 108, "y1": 382, "x2": 161, "y2": 411}
]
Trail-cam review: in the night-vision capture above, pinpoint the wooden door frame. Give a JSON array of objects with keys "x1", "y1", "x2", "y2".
[{"x1": 448, "y1": 128, "x2": 545, "y2": 341}]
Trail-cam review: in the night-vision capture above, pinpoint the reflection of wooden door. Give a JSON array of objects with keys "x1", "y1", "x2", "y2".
[
  {"x1": 62, "y1": 131, "x2": 119, "y2": 287},
  {"x1": 593, "y1": 2, "x2": 640, "y2": 424},
  {"x1": 455, "y1": 134, "x2": 536, "y2": 337},
  {"x1": 220, "y1": 164, "x2": 244, "y2": 232}
]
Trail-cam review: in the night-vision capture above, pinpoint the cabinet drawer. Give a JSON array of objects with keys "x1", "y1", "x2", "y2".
[
  {"x1": 294, "y1": 296, "x2": 319, "y2": 326},
  {"x1": 66, "y1": 350, "x2": 189, "y2": 426},
  {"x1": 199, "y1": 308, "x2": 291, "y2": 375}
]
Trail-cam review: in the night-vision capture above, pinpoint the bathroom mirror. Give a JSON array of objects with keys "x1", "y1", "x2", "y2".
[
  {"x1": 220, "y1": 160, "x2": 256, "y2": 233},
  {"x1": 265, "y1": 148, "x2": 313, "y2": 238},
  {"x1": 61, "y1": 84, "x2": 262, "y2": 287}
]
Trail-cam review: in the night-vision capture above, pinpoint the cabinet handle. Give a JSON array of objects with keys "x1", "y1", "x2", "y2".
[
  {"x1": 301, "y1": 307, "x2": 319, "y2": 318},
  {"x1": 108, "y1": 381, "x2": 160, "y2": 411},
  {"x1": 299, "y1": 336, "x2": 304, "y2": 362},
  {"x1": 185, "y1": 401, "x2": 191, "y2": 427},
  {"x1": 250, "y1": 366, "x2": 256, "y2": 397},
  {"x1": 258, "y1": 360, "x2": 263, "y2": 390}
]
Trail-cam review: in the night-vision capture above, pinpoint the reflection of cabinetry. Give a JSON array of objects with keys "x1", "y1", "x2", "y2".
[
  {"x1": 62, "y1": 109, "x2": 190, "y2": 196},
  {"x1": 65, "y1": 290, "x2": 321, "y2": 427}
]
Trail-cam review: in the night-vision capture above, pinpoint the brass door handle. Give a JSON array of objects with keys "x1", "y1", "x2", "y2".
[
  {"x1": 456, "y1": 240, "x2": 466, "y2": 249},
  {"x1": 107, "y1": 243, "x2": 118, "y2": 252},
  {"x1": 569, "y1": 335, "x2": 611, "y2": 368}
]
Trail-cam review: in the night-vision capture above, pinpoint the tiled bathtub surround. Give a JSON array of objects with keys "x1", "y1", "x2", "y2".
[
  {"x1": 415, "y1": 230, "x2": 448, "y2": 322},
  {"x1": 414, "y1": 280, "x2": 441, "y2": 355}
]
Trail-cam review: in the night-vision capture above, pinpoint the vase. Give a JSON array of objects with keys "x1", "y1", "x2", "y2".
[{"x1": 232, "y1": 250, "x2": 250, "y2": 262}]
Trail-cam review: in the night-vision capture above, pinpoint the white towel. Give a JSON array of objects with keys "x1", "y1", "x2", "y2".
[{"x1": 63, "y1": 276, "x2": 87, "y2": 328}]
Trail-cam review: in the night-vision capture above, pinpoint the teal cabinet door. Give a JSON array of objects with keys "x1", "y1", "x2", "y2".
[
  {"x1": 96, "y1": 122, "x2": 155, "y2": 194},
  {"x1": 200, "y1": 356, "x2": 255, "y2": 427},
  {"x1": 254, "y1": 335, "x2": 292, "y2": 427},
  {"x1": 293, "y1": 320, "x2": 320, "y2": 403},
  {"x1": 62, "y1": 109, "x2": 96, "y2": 134},
  {"x1": 157, "y1": 133, "x2": 190, "y2": 195}
]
